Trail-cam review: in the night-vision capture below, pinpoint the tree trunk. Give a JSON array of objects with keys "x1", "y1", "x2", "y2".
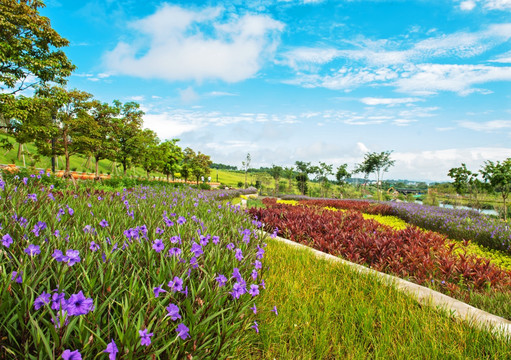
[
  {"x1": 95, "y1": 156, "x2": 100, "y2": 178},
  {"x1": 503, "y1": 195, "x2": 508, "y2": 222},
  {"x1": 166, "y1": 174, "x2": 170, "y2": 182},
  {"x1": 17, "y1": 142, "x2": 22, "y2": 161},
  {"x1": 122, "y1": 158, "x2": 127, "y2": 176}
]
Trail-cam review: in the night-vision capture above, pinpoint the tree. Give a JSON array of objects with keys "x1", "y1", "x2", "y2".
[
  {"x1": 268, "y1": 165, "x2": 283, "y2": 196},
  {"x1": 111, "y1": 101, "x2": 144, "y2": 176},
  {"x1": 295, "y1": 161, "x2": 312, "y2": 195},
  {"x1": 447, "y1": 163, "x2": 481, "y2": 209},
  {"x1": 480, "y1": 159, "x2": 511, "y2": 221},
  {"x1": 34, "y1": 86, "x2": 93, "y2": 177},
  {"x1": 242, "y1": 153, "x2": 251, "y2": 188},
  {"x1": 336, "y1": 163, "x2": 351, "y2": 198},
  {"x1": 182, "y1": 147, "x2": 196, "y2": 183},
  {"x1": 315, "y1": 162, "x2": 333, "y2": 198},
  {"x1": 191, "y1": 152, "x2": 212, "y2": 185},
  {"x1": 137, "y1": 129, "x2": 161, "y2": 178},
  {"x1": 78, "y1": 100, "x2": 117, "y2": 178},
  {"x1": 160, "y1": 139, "x2": 183, "y2": 182},
  {"x1": 283, "y1": 166, "x2": 295, "y2": 193},
  {"x1": 1, "y1": 0, "x2": 75, "y2": 124},
  {"x1": 355, "y1": 151, "x2": 395, "y2": 200}
]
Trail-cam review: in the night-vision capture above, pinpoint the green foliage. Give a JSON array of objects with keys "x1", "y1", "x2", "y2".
[
  {"x1": 480, "y1": 158, "x2": 511, "y2": 221},
  {"x1": 0, "y1": 0, "x2": 75, "y2": 94}
]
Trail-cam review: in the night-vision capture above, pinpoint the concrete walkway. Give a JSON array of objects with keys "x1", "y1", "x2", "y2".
[{"x1": 267, "y1": 233, "x2": 511, "y2": 339}]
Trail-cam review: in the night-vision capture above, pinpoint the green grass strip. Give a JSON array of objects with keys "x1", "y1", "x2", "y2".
[{"x1": 249, "y1": 238, "x2": 511, "y2": 359}]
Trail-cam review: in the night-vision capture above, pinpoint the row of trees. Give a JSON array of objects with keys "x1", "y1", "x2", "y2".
[
  {"x1": 244, "y1": 150, "x2": 395, "y2": 199},
  {"x1": 448, "y1": 159, "x2": 511, "y2": 220},
  {"x1": 1, "y1": 0, "x2": 212, "y2": 183}
]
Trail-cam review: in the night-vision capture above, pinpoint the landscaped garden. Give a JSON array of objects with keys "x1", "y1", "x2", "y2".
[{"x1": 250, "y1": 198, "x2": 511, "y2": 320}]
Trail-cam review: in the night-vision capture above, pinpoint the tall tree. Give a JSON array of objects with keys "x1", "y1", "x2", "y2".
[
  {"x1": 191, "y1": 152, "x2": 212, "y2": 185},
  {"x1": 34, "y1": 86, "x2": 93, "y2": 177},
  {"x1": 137, "y1": 129, "x2": 161, "y2": 178},
  {"x1": 335, "y1": 163, "x2": 351, "y2": 198},
  {"x1": 268, "y1": 164, "x2": 283, "y2": 196},
  {"x1": 283, "y1": 166, "x2": 295, "y2": 193},
  {"x1": 0, "y1": 0, "x2": 75, "y2": 95},
  {"x1": 160, "y1": 139, "x2": 183, "y2": 182},
  {"x1": 315, "y1": 162, "x2": 333, "y2": 198},
  {"x1": 480, "y1": 159, "x2": 511, "y2": 221},
  {"x1": 355, "y1": 151, "x2": 395, "y2": 200},
  {"x1": 242, "y1": 153, "x2": 251, "y2": 188},
  {"x1": 295, "y1": 161, "x2": 312, "y2": 195},
  {"x1": 111, "y1": 101, "x2": 144, "y2": 176},
  {"x1": 181, "y1": 147, "x2": 196, "y2": 183},
  {"x1": 77, "y1": 100, "x2": 117, "y2": 178}
]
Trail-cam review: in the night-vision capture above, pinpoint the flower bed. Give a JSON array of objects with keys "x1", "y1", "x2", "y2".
[
  {"x1": 249, "y1": 200, "x2": 511, "y2": 315},
  {"x1": 0, "y1": 175, "x2": 269, "y2": 358}
]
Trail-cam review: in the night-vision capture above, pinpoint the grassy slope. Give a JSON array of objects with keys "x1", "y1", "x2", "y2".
[{"x1": 250, "y1": 238, "x2": 511, "y2": 359}]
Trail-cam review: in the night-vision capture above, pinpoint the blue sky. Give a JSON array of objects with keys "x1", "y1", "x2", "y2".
[{"x1": 39, "y1": 0, "x2": 511, "y2": 182}]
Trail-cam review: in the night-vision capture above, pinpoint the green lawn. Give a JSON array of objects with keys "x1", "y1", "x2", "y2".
[{"x1": 249, "y1": 237, "x2": 511, "y2": 359}]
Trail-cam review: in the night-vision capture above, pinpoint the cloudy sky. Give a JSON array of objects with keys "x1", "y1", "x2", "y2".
[{"x1": 40, "y1": 0, "x2": 511, "y2": 182}]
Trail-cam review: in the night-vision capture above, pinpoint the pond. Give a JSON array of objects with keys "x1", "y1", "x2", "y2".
[{"x1": 414, "y1": 200, "x2": 499, "y2": 216}]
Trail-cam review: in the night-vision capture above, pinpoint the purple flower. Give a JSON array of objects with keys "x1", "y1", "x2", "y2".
[
  {"x1": 152, "y1": 239, "x2": 164, "y2": 253},
  {"x1": 66, "y1": 249, "x2": 81, "y2": 266},
  {"x1": 177, "y1": 216, "x2": 186, "y2": 225},
  {"x1": 53, "y1": 249, "x2": 67, "y2": 262},
  {"x1": 249, "y1": 284, "x2": 259, "y2": 297},
  {"x1": 104, "y1": 339, "x2": 118, "y2": 360},
  {"x1": 226, "y1": 243, "x2": 235, "y2": 250},
  {"x1": 271, "y1": 306, "x2": 278, "y2": 316},
  {"x1": 52, "y1": 292, "x2": 67, "y2": 311},
  {"x1": 153, "y1": 284, "x2": 167, "y2": 298},
  {"x1": 190, "y1": 242, "x2": 203, "y2": 257},
  {"x1": 190, "y1": 256, "x2": 198, "y2": 268},
  {"x1": 99, "y1": 219, "x2": 109, "y2": 228},
  {"x1": 230, "y1": 282, "x2": 246, "y2": 299},
  {"x1": 199, "y1": 235, "x2": 209, "y2": 246},
  {"x1": 251, "y1": 269, "x2": 258, "y2": 280},
  {"x1": 166, "y1": 303, "x2": 182, "y2": 321},
  {"x1": 254, "y1": 260, "x2": 262, "y2": 270},
  {"x1": 68, "y1": 207, "x2": 74, "y2": 216},
  {"x1": 11, "y1": 271, "x2": 22, "y2": 283},
  {"x1": 252, "y1": 321, "x2": 259, "y2": 333},
  {"x1": 168, "y1": 276, "x2": 183, "y2": 292},
  {"x1": 61, "y1": 349, "x2": 82, "y2": 360},
  {"x1": 170, "y1": 235, "x2": 181, "y2": 244},
  {"x1": 27, "y1": 193, "x2": 37, "y2": 202},
  {"x1": 168, "y1": 247, "x2": 181, "y2": 257},
  {"x1": 2, "y1": 234, "x2": 13, "y2": 247},
  {"x1": 25, "y1": 244, "x2": 41, "y2": 256},
  {"x1": 34, "y1": 292, "x2": 51, "y2": 310},
  {"x1": 250, "y1": 304, "x2": 257, "y2": 314},
  {"x1": 139, "y1": 328, "x2": 153, "y2": 346},
  {"x1": 235, "y1": 248, "x2": 243, "y2": 261},
  {"x1": 176, "y1": 323, "x2": 190, "y2": 340},
  {"x1": 215, "y1": 274, "x2": 227, "y2": 287},
  {"x1": 212, "y1": 235, "x2": 220, "y2": 244},
  {"x1": 66, "y1": 291, "x2": 94, "y2": 316},
  {"x1": 90, "y1": 241, "x2": 99, "y2": 251},
  {"x1": 232, "y1": 268, "x2": 243, "y2": 282},
  {"x1": 256, "y1": 246, "x2": 265, "y2": 260},
  {"x1": 156, "y1": 227, "x2": 164, "y2": 234}
]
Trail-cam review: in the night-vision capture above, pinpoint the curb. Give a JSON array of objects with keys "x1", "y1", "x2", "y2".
[{"x1": 267, "y1": 233, "x2": 511, "y2": 339}]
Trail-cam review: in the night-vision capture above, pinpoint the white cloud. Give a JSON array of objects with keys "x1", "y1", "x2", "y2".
[
  {"x1": 394, "y1": 64, "x2": 511, "y2": 95},
  {"x1": 208, "y1": 91, "x2": 238, "y2": 97},
  {"x1": 360, "y1": 97, "x2": 423, "y2": 106},
  {"x1": 104, "y1": 5, "x2": 284, "y2": 83},
  {"x1": 458, "y1": 119, "x2": 511, "y2": 131},
  {"x1": 179, "y1": 86, "x2": 199, "y2": 103},
  {"x1": 484, "y1": 0, "x2": 511, "y2": 10},
  {"x1": 490, "y1": 50, "x2": 511, "y2": 63},
  {"x1": 460, "y1": 0, "x2": 477, "y2": 10},
  {"x1": 357, "y1": 142, "x2": 369, "y2": 153},
  {"x1": 393, "y1": 147, "x2": 511, "y2": 181},
  {"x1": 128, "y1": 95, "x2": 145, "y2": 101}
]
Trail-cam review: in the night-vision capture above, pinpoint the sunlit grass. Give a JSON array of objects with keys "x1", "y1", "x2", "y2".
[{"x1": 250, "y1": 238, "x2": 511, "y2": 359}]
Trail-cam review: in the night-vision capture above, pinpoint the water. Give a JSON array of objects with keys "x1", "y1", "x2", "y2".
[{"x1": 414, "y1": 200, "x2": 499, "y2": 216}]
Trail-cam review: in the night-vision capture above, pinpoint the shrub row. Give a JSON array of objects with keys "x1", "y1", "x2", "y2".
[{"x1": 250, "y1": 201, "x2": 511, "y2": 297}]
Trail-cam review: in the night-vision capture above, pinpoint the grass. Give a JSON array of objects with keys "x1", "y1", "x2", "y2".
[{"x1": 250, "y1": 238, "x2": 511, "y2": 359}]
